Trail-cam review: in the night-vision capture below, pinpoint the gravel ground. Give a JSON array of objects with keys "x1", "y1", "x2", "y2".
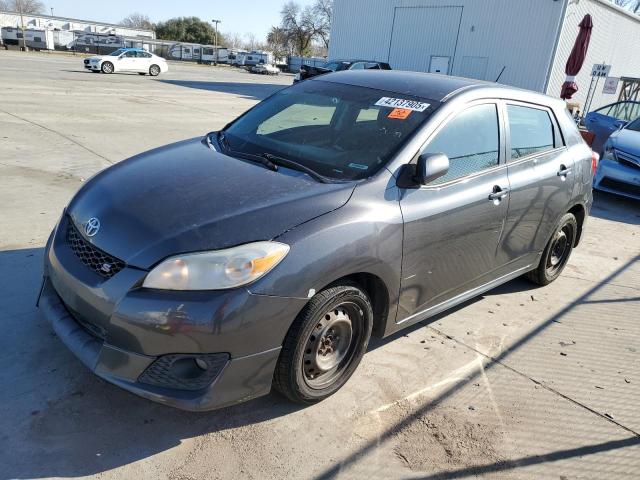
[{"x1": 0, "y1": 50, "x2": 639, "y2": 480}]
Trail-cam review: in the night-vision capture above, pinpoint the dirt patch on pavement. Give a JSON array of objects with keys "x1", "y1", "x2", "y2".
[{"x1": 390, "y1": 407, "x2": 503, "y2": 472}]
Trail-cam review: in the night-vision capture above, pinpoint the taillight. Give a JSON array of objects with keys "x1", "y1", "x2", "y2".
[{"x1": 591, "y1": 151, "x2": 599, "y2": 175}]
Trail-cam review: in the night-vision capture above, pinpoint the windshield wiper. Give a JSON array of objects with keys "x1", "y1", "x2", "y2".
[
  {"x1": 215, "y1": 132, "x2": 278, "y2": 172},
  {"x1": 262, "y1": 153, "x2": 330, "y2": 183}
]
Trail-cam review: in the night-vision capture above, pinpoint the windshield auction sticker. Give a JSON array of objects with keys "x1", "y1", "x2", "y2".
[
  {"x1": 375, "y1": 97, "x2": 430, "y2": 112},
  {"x1": 388, "y1": 108, "x2": 412, "y2": 120}
]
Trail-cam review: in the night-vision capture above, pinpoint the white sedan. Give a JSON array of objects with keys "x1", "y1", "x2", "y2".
[
  {"x1": 83, "y1": 48, "x2": 169, "y2": 76},
  {"x1": 251, "y1": 63, "x2": 280, "y2": 75}
]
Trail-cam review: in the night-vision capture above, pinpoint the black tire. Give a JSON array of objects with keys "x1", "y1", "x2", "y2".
[
  {"x1": 149, "y1": 64, "x2": 160, "y2": 76},
  {"x1": 101, "y1": 61, "x2": 114, "y2": 74},
  {"x1": 526, "y1": 213, "x2": 578, "y2": 286},
  {"x1": 138, "y1": 72, "x2": 146, "y2": 76},
  {"x1": 273, "y1": 284, "x2": 373, "y2": 404}
]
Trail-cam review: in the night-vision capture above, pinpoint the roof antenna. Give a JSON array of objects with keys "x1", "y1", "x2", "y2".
[{"x1": 495, "y1": 66, "x2": 506, "y2": 83}]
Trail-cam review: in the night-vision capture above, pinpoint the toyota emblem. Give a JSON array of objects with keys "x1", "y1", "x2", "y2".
[{"x1": 85, "y1": 217, "x2": 101, "y2": 237}]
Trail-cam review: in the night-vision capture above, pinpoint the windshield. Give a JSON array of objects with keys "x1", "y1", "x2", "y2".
[
  {"x1": 626, "y1": 117, "x2": 640, "y2": 132},
  {"x1": 322, "y1": 62, "x2": 341, "y2": 71},
  {"x1": 108, "y1": 48, "x2": 127, "y2": 56},
  {"x1": 223, "y1": 81, "x2": 437, "y2": 181}
]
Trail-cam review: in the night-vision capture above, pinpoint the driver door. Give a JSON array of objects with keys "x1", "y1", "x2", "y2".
[
  {"x1": 117, "y1": 50, "x2": 137, "y2": 71},
  {"x1": 397, "y1": 101, "x2": 511, "y2": 323}
]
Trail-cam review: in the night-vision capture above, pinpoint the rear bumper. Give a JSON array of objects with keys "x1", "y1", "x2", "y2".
[
  {"x1": 594, "y1": 159, "x2": 640, "y2": 201},
  {"x1": 39, "y1": 277, "x2": 283, "y2": 411}
]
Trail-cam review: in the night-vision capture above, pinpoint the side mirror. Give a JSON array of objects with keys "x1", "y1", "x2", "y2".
[{"x1": 415, "y1": 153, "x2": 450, "y2": 185}]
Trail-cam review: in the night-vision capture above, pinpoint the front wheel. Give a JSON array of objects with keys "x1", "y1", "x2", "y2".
[
  {"x1": 526, "y1": 213, "x2": 577, "y2": 286},
  {"x1": 149, "y1": 64, "x2": 161, "y2": 76},
  {"x1": 101, "y1": 62, "x2": 114, "y2": 74},
  {"x1": 273, "y1": 284, "x2": 373, "y2": 404}
]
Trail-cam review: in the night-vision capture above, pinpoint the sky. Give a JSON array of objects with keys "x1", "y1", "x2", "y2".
[{"x1": 43, "y1": 0, "x2": 316, "y2": 40}]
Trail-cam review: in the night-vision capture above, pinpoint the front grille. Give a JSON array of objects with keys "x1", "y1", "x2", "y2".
[
  {"x1": 616, "y1": 150, "x2": 640, "y2": 170},
  {"x1": 600, "y1": 177, "x2": 640, "y2": 197},
  {"x1": 139, "y1": 353, "x2": 229, "y2": 391},
  {"x1": 66, "y1": 220, "x2": 125, "y2": 279}
]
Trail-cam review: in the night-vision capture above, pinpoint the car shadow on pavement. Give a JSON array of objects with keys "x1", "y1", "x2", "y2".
[
  {"x1": 591, "y1": 191, "x2": 640, "y2": 225},
  {"x1": 158, "y1": 80, "x2": 287, "y2": 100}
]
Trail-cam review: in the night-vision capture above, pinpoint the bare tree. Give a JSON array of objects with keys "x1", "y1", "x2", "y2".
[
  {"x1": 120, "y1": 12, "x2": 154, "y2": 30},
  {"x1": 312, "y1": 0, "x2": 332, "y2": 50},
  {"x1": 4, "y1": 0, "x2": 45, "y2": 14},
  {"x1": 225, "y1": 32, "x2": 244, "y2": 49},
  {"x1": 0, "y1": 1, "x2": 9, "y2": 11},
  {"x1": 280, "y1": 1, "x2": 317, "y2": 56},
  {"x1": 244, "y1": 32, "x2": 258, "y2": 51}
]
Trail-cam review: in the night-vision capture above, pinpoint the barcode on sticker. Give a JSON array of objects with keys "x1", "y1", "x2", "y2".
[{"x1": 375, "y1": 97, "x2": 430, "y2": 112}]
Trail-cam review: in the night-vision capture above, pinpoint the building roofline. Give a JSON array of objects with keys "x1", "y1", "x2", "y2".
[{"x1": 0, "y1": 10, "x2": 155, "y2": 33}]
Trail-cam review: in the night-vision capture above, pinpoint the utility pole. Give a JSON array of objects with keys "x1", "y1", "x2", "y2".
[
  {"x1": 50, "y1": 7, "x2": 54, "y2": 16},
  {"x1": 211, "y1": 19, "x2": 221, "y2": 65},
  {"x1": 17, "y1": 0, "x2": 27, "y2": 51}
]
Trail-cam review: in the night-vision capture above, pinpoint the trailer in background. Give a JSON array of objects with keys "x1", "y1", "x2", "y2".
[
  {"x1": 1, "y1": 26, "x2": 19, "y2": 46},
  {"x1": 72, "y1": 33, "x2": 125, "y2": 54},
  {"x1": 201, "y1": 46, "x2": 229, "y2": 64},
  {"x1": 24, "y1": 28, "x2": 54, "y2": 50},
  {"x1": 236, "y1": 51, "x2": 273, "y2": 67},
  {"x1": 53, "y1": 30, "x2": 75, "y2": 50}
]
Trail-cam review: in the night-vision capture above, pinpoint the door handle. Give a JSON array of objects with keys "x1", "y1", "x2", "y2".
[
  {"x1": 557, "y1": 165, "x2": 572, "y2": 177},
  {"x1": 488, "y1": 186, "x2": 510, "y2": 201}
]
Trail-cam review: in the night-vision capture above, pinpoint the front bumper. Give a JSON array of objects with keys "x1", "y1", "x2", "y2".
[
  {"x1": 594, "y1": 158, "x2": 640, "y2": 201},
  {"x1": 40, "y1": 217, "x2": 308, "y2": 411}
]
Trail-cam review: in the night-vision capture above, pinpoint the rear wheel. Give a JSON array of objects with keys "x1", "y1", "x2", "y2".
[
  {"x1": 273, "y1": 284, "x2": 373, "y2": 404},
  {"x1": 526, "y1": 213, "x2": 577, "y2": 286},
  {"x1": 149, "y1": 64, "x2": 161, "y2": 76},
  {"x1": 101, "y1": 62, "x2": 114, "y2": 74}
]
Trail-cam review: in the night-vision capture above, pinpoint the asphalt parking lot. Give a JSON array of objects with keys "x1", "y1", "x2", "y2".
[{"x1": 0, "y1": 50, "x2": 639, "y2": 480}]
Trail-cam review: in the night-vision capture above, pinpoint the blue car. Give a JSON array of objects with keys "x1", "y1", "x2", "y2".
[
  {"x1": 594, "y1": 116, "x2": 640, "y2": 201},
  {"x1": 584, "y1": 100, "x2": 640, "y2": 155}
]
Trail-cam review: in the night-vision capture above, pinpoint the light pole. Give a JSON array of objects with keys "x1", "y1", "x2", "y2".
[{"x1": 211, "y1": 19, "x2": 221, "y2": 65}]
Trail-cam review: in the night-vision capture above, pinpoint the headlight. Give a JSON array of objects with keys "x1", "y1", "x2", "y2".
[
  {"x1": 294, "y1": 73, "x2": 301, "y2": 81},
  {"x1": 142, "y1": 242, "x2": 290, "y2": 290},
  {"x1": 602, "y1": 145, "x2": 617, "y2": 162}
]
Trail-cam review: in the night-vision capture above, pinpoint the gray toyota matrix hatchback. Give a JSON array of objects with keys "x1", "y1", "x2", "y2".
[{"x1": 40, "y1": 71, "x2": 595, "y2": 411}]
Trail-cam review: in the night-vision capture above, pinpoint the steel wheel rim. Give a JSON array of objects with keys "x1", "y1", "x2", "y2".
[
  {"x1": 546, "y1": 224, "x2": 573, "y2": 275},
  {"x1": 103, "y1": 63, "x2": 113, "y2": 73},
  {"x1": 150, "y1": 66, "x2": 159, "y2": 75},
  {"x1": 303, "y1": 301, "x2": 363, "y2": 389}
]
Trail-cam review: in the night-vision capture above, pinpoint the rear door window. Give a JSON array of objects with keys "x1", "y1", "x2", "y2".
[
  {"x1": 422, "y1": 103, "x2": 500, "y2": 184},
  {"x1": 507, "y1": 105, "x2": 555, "y2": 159}
]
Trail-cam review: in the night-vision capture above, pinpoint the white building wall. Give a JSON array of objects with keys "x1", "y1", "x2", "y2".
[
  {"x1": 329, "y1": 0, "x2": 566, "y2": 92},
  {"x1": 547, "y1": 0, "x2": 640, "y2": 112},
  {"x1": 0, "y1": 11, "x2": 155, "y2": 38}
]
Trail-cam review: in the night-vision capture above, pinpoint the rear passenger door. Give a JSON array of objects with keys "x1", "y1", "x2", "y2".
[
  {"x1": 397, "y1": 101, "x2": 511, "y2": 322},
  {"x1": 497, "y1": 102, "x2": 574, "y2": 269}
]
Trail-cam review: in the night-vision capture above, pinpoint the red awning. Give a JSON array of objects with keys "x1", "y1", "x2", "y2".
[{"x1": 561, "y1": 14, "x2": 593, "y2": 100}]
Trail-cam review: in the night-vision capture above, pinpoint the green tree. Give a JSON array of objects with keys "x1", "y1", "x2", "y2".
[{"x1": 155, "y1": 17, "x2": 227, "y2": 45}]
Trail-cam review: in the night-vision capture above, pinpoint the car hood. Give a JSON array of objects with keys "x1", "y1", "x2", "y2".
[
  {"x1": 86, "y1": 55, "x2": 106, "y2": 61},
  {"x1": 609, "y1": 128, "x2": 640, "y2": 153},
  {"x1": 67, "y1": 137, "x2": 356, "y2": 269}
]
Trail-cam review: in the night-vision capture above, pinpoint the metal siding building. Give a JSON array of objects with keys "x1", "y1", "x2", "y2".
[{"x1": 330, "y1": 0, "x2": 640, "y2": 110}]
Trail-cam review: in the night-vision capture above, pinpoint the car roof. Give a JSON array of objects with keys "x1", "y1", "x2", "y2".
[{"x1": 313, "y1": 70, "x2": 547, "y2": 103}]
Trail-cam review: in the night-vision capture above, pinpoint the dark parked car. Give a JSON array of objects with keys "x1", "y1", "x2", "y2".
[
  {"x1": 583, "y1": 100, "x2": 640, "y2": 154},
  {"x1": 293, "y1": 59, "x2": 391, "y2": 83},
  {"x1": 40, "y1": 71, "x2": 594, "y2": 411}
]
